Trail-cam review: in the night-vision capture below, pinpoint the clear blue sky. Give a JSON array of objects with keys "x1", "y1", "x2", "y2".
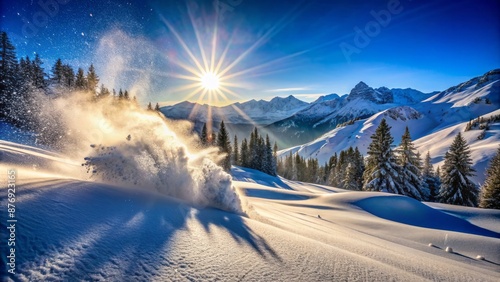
[{"x1": 1, "y1": 0, "x2": 499, "y2": 105}]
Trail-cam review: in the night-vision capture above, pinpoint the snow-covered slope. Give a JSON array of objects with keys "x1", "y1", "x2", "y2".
[
  {"x1": 160, "y1": 95, "x2": 308, "y2": 125},
  {"x1": 1, "y1": 142, "x2": 499, "y2": 281},
  {"x1": 279, "y1": 70, "x2": 500, "y2": 184}
]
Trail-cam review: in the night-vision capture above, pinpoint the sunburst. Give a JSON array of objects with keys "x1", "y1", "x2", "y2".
[
  {"x1": 158, "y1": 1, "x2": 308, "y2": 139},
  {"x1": 200, "y1": 72, "x2": 220, "y2": 91}
]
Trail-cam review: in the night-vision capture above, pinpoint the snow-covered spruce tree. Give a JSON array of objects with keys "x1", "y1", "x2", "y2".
[
  {"x1": 422, "y1": 151, "x2": 441, "y2": 202},
  {"x1": 51, "y1": 58, "x2": 64, "y2": 86},
  {"x1": 217, "y1": 121, "x2": 231, "y2": 171},
  {"x1": 353, "y1": 147, "x2": 365, "y2": 190},
  {"x1": 480, "y1": 145, "x2": 500, "y2": 209},
  {"x1": 31, "y1": 54, "x2": 46, "y2": 91},
  {"x1": 363, "y1": 118, "x2": 403, "y2": 194},
  {"x1": 216, "y1": 120, "x2": 232, "y2": 172},
  {"x1": 343, "y1": 162, "x2": 359, "y2": 190},
  {"x1": 396, "y1": 127, "x2": 425, "y2": 200},
  {"x1": 75, "y1": 67, "x2": 86, "y2": 90},
  {"x1": 439, "y1": 132, "x2": 479, "y2": 206},
  {"x1": 240, "y1": 138, "x2": 249, "y2": 167},
  {"x1": 200, "y1": 123, "x2": 208, "y2": 146},
  {"x1": 62, "y1": 64, "x2": 75, "y2": 88},
  {"x1": 233, "y1": 135, "x2": 239, "y2": 166},
  {"x1": 264, "y1": 135, "x2": 276, "y2": 176},
  {"x1": 328, "y1": 153, "x2": 338, "y2": 186},
  {"x1": 86, "y1": 64, "x2": 99, "y2": 95},
  {"x1": 335, "y1": 150, "x2": 348, "y2": 187},
  {"x1": 273, "y1": 142, "x2": 278, "y2": 176},
  {"x1": 249, "y1": 128, "x2": 257, "y2": 169},
  {"x1": 0, "y1": 32, "x2": 19, "y2": 120}
]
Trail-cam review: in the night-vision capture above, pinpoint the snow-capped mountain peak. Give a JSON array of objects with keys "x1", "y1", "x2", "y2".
[{"x1": 347, "y1": 81, "x2": 393, "y2": 104}]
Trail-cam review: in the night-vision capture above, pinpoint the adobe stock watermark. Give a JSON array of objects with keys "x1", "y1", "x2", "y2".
[
  {"x1": 340, "y1": 0, "x2": 408, "y2": 63},
  {"x1": 21, "y1": 0, "x2": 72, "y2": 38},
  {"x1": 213, "y1": 0, "x2": 243, "y2": 22}
]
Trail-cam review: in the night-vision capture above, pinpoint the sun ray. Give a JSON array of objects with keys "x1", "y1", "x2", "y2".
[
  {"x1": 214, "y1": 34, "x2": 235, "y2": 75},
  {"x1": 220, "y1": 49, "x2": 310, "y2": 81},
  {"x1": 188, "y1": 88, "x2": 208, "y2": 120},
  {"x1": 168, "y1": 83, "x2": 202, "y2": 95},
  {"x1": 183, "y1": 86, "x2": 206, "y2": 102},
  {"x1": 167, "y1": 59, "x2": 203, "y2": 78},
  {"x1": 229, "y1": 104, "x2": 258, "y2": 125},
  {"x1": 169, "y1": 73, "x2": 202, "y2": 82},
  {"x1": 217, "y1": 4, "x2": 303, "y2": 78},
  {"x1": 161, "y1": 16, "x2": 205, "y2": 75},
  {"x1": 219, "y1": 86, "x2": 242, "y2": 99},
  {"x1": 209, "y1": 13, "x2": 219, "y2": 73},
  {"x1": 187, "y1": 4, "x2": 210, "y2": 72}
]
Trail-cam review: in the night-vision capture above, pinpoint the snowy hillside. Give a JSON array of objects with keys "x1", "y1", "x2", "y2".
[
  {"x1": 1, "y1": 141, "x2": 499, "y2": 281},
  {"x1": 279, "y1": 70, "x2": 500, "y2": 184},
  {"x1": 160, "y1": 95, "x2": 308, "y2": 125}
]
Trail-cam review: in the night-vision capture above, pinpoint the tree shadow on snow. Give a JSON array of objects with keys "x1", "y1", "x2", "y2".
[{"x1": 194, "y1": 207, "x2": 282, "y2": 262}]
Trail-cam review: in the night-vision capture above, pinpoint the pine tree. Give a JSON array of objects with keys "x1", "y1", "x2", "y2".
[
  {"x1": 422, "y1": 151, "x2": 440, "y2": 201},
  {"x1": 335, "y1": 150, "x2": 348, "y2": 187},
  {"x1": 354, "y1": 147, "x2": 365, "y2": 190},
  {"x1": 285, "y1": 151, "x2": 294, "y2": 180},
  {"x1": 211, "y1": 133, "x2": 217, "y2": 146},
  {"x1": 397, "y1": 127, "x2": 425, "y2": 200},
  {"x1": 248, "y1": 130, "x2": 255, "y2": 168},
  {"x1": 0, "y1": 32, "x2": 18, "y2": 119},
  {"x1": 147, "y1": 102, "x2": 152, "y2": 111},
  {"x1": 294, "y1": 154, "x2": 302, "y2": 181},
  {"x1": 328, "y1": 153, "x2": 338, "y2": 186},
  {"x1": 200, "y1": 123, "x2": 208, "y2": 146},
  {"x1": 51, "y1": 58, "x2": 64, "y2": 85},
  {"x1": 217, "y1": 120, "x2": 232, "y2": 171},
  {"x1": 479, "y1": 145, "x2": 500, "y2": 209},
  {"x1": 363, "y1": 118, "x2": 403, "y2": 194},
  {"x1": 75, "y1": 68, "x2": 86, "y2": 90},
  {"x1": 124, "y1": 90, "x2": 130, "y2": 100},
  {"x1": 154, "y1": 102, "x2": 160, "y2": 111},
  {"x1": 264, "y1": 135, "x2": 275, "y2": 176},
  {"x1": 439, "y1": 132, "x2": 479, "y2": 206},
  {"x1": 86, "y1": 64, "x2": 99, "y2": 94},
  {"x1": 257, "y1": 136, "x2": 265, "y2": 170},
  {"x1": 240, "y1": 138, "x2": 249, "y2": 167},
  {"x1": 62, "y1": 64, "x2": 75, "y2": 88},
  {"x1": 273, "y1": 142, "x2": 278, "y2": 176},
  {"x1": 31, "y1": 53, "x2": 46, "y2": 90},
  {"x1": 343, "y1": 163, "x2": 359, "y2": 190},
  {"x1": 233, "y1": 135, "x2": 239, "y2": 165},
  {"x1": 98, "y1": 84, "x2": 110, "y2": 98},
  {"x1": 118, "y1": 89, "x2": 124, "y2": 100}
]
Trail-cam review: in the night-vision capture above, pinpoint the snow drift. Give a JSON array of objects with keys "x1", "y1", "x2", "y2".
[{"x1": 25, "y1": 92, "x2": 243, "y2": 213}]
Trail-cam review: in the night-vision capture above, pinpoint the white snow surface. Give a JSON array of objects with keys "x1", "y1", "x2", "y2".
[{"x1": 1, "y1": 141, "x2": 499, "y2": 281}]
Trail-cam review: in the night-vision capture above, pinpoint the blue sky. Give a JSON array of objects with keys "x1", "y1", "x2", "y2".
[{"x1": 1, "y1": 0, "x2": 499, "y2": 105}]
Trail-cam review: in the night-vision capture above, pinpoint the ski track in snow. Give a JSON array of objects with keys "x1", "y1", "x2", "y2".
[{"x1": 1, "y1": 143, "x2": 499, "y2": 281}]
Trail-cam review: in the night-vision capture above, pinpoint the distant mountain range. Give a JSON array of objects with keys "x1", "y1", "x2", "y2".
[
  {"x1": 160, "y1": 95, "x2": 308, "y2": 125},
  {"x1": 161, "y1": 75, "x2": 441, "y2": 148}
]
